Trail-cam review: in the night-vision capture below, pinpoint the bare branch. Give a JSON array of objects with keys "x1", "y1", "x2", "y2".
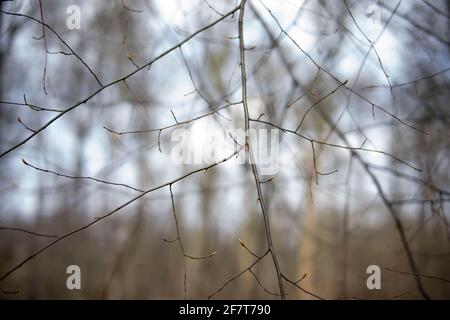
[
  {"x1": 238, "y1": 0, "x2": 285, "y2": 299},
  {"x1": 0, "y1": 148, "x2": 242, "y2": 283},
  {"x1": 0, "y1": 226, "x2": 58, "y2": 238},
  {"x1": 385, "y1": 267, "x2": 450, "y2": 284},
  {"x1": 0, "y1": 5, "x2": 241, "y2": 159},
  {"x1": 22, "y1": 158, "x2": 145, "y2": 193}
]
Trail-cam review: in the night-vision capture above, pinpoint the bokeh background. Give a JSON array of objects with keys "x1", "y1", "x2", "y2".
[{"x1": 0, "y1": 0, "x2": 449, "y2": 299}]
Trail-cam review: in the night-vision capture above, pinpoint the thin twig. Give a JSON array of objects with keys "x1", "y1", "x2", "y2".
[
  {"x1": 0, "y1": 5, "x2": 241, "y2": 159},
  {"x1": 37, "y1": 0, "x2": 48, "y2": 95},
  {"x1": 0, "y1": 100, "x2": 63, "y2": 113},
  {"x1": 295, "y1": 80, "x2": 348, "y2": 132},
  {"x1": 281, "y1": 274, "x2": 325, "y2": 300},
  {"x1": 252, "y1": 118, "x2": 422, "y2": 172},
  {"x1": 0, "y1": 148, "x2": 243, "y2": 284},
  {"x1": 238, "y1": 0, "x2": 285, "y2": 299},
  {"x1": 385, "y1": 267, "x2": 450, "y2": 284},
  {"x1": 22, "y1": 158, "x2": 144, "y2": 193},
  {"x1": 1, "y1": 10, "x2": 103, "y2": 87},
  {"x1": 104, "y1": 101, "x2": 241, "y2": 135},
  {"x1": 169, "y1": 184, "x2": 187, "y2": 299},
  {"x1": 208, "y1": 249, "x2": 270, "y2": 299},
  {"x1": 258, "y1": 1, "x2": 427, "y2": 135},
  {"x1": 0, "y1": 226, "x2": 58, "y2": 238}
]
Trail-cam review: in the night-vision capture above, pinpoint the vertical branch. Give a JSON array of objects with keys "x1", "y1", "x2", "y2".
[
  {"x1": 37, "y1": 0, "x2": 48, "y2": 95},
  {"x1": 168, "y1": 184, "x2": 187, "y2": 300},
  {"x1": 238, "y1": 0, "x2": 286, "y2": 300},
  {"x1": 252, "y1": 5, "x2": 431, "y2": 299},
  {"x1": 167, "y1": 184, "x2": 216, "y2": 299},
  {"x1": 318, "y1": 109, "x2": 431, "y2": 300},
  {"x1": 341, "y1": 166, "x2": 351, "y2": 297}
]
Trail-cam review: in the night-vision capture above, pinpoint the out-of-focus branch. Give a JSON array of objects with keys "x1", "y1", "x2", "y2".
[
  {"x1": 0, "y1": 5, "x2": 241, "y2": 159},
  {"x1": 254, "y1": 2, "x2": 431, "y2": 299},
  {"x1": 378, "y1": 2, "x2": 450, "y2": 46},
  {"x1": 364, "y1": 67, "x2": 450, "y2": 90},
  {"x1": 1, "y1": 10, "x2": 103, "y2": 87},
  {"x1": 37, "y1": 0, "x2": 48, "y2": 95},
  {"x1": 257, "y1": 0, "x2": 427, "y2": 135},
  {"x1": 343, "y1": 0, "x2": 393, "y2": 95},
  {"x1": 251, "y1": 118, "x2": 422, "y2": 172},
  {"x1": 165, "y1": 184, "x2": 216, "y2": 299},
  {"x1": 385, "y1": 267, "x2": 450, "y2": 284},
  {"x1": 0, "y1": 147, "x2": 243, "y2": 284},
  {"x1": 208, "y1": 248, "x2": 270, "y2": 299}
]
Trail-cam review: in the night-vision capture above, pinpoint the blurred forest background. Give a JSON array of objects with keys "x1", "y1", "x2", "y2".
[{"x1": 0, "y1": 0, "x2": 449, "y2": 299}]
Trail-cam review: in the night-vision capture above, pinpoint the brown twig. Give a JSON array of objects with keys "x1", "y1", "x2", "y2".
[
  {"x1": 22, "y1": 158, "x2": 145, "y2": 193},
  {"x1": 0, "y1": 5, "x2": 241, "y2": 159},
  {"x1": 0, "y1": 226, "x2": 58, "y2": 238},
  {"x1": 238, "y1": 0, "x2": 285, "y2": 299},
  {"x1": 385, "y1": 267, "x2": 450, "y2": 284},
  {"x1": 0, "y1": 148, "x2": 242, "y2": 284}
]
